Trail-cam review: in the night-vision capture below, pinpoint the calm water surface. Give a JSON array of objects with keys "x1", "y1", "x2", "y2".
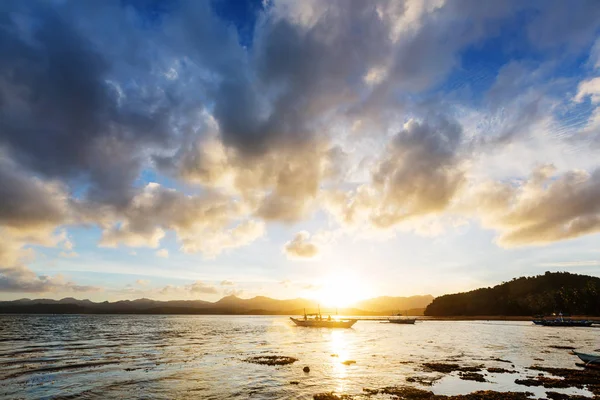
[{"x1": 1, "y1": 315, "x2": 598, "y2": 399}]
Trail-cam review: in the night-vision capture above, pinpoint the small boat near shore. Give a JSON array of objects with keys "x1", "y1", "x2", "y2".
[
  {"x1": 532, "y1": 313, "x2": 593, "y2": 327},
  {"x1": 388, "y1": 313, "x2": 416, "y2": 324},
  {"x1": 290, "y1": 309, "x2": 357, "y2": 328},
  {"x1": 573, "y1": 351, "x2": 600, "y2": 364}
]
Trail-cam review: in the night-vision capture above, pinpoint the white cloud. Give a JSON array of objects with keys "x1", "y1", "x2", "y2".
[
  {"x1": 284, "y1": 231, "x2": 319, "y2": 259},
  {"x1": 156, "y1": 249, "x2": 169, "y2": 258}
]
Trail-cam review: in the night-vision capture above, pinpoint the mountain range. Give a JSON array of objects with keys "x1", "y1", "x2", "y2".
[{"x1": 0, "y1": 294, "x2": 434, "y2": 315}]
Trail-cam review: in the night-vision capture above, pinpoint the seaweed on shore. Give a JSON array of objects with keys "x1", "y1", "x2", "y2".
[
  {"x1": 422, "y1": 363, "x2": 482, "y2": 374},
  {"x1": 422, "y1": 363, "x2": 460, "y2": 373},
  {"x1": 529, "y1": 365, "x2": 600, "y2": 396},
  {"x1": 243, "y1": 355, "x2": 298, "y2": 366},
  {"x1": 489, "y1": 357, "x2": 511, "y2": 363},
  {"x1": 514, "y1": 376, "x2": 570, "y2": 388},
  {"x1": 406, "y1": 375, "x2": 442, "y2": 386},
  {"x1": 546, "y1": 392, "x2": 591, "y2": 400},
  {"x1": 486, "y1": 367, "x2": 516, "y2": 374},
  {"x1": 327, "y1": 386, "x2": 536, "y2": 399},
  {"x1": 458, "y1": 372, "x2": 487, "y2": 382}
]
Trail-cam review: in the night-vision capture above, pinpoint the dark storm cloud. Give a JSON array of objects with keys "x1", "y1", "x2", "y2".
[
  {"x1": 0, "y1": 1, "x2": 180, "y2": 206},
  {"x1": 210, "y1": 1, "x2": 392, "y2": 154},
  {"x1": 0, "y1": 157, "x2": 67, "y2": 230}
]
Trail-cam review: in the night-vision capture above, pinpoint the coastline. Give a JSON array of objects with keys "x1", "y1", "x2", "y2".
[{"x1": 420, "y1": 315, "x2": 600, "y2": 322}]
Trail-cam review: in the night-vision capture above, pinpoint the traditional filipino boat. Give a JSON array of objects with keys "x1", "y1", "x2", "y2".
[
  {"x1": 290, "y1": 309, "x2": 357, "y2": 328},
  {"x1": 532, "y1": 313, "x2": 593, "y2": 327},
  {"x1": 388, "y1": 313, "x2": 416, "y2": 324},
  {"x1": 573, "y1": 351, "x2": 600, "y2": 364}
]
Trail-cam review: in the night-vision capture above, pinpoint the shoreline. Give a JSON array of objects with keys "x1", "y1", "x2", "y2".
[{"x1": 419, "y1": 315, "x2": 600, "y2": 322}]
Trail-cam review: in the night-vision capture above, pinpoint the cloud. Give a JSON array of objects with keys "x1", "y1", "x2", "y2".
[
  {"x1": 220, "y1": 280, "x2": 234, "y2": 286},
  {"x1": 279, "y1": 279, "x2": 291, "y2": 287},
  {"x1": 575, "y1": 77, "x2": 600, "y2": 104},
  {"x1": 0, "y1": 226, "x2": 99, "y2": 293},
  {"x1": 157, "y1": 280, "x2": 218, "y2": 297},
  {"x1": 2, "y1": 0, "x2": 600, "y2": 295},
  {"x1": 155, "y1": 249, "x2": 169, "y2": 258},
  {"x1": 324, "y1": 117, "x2": 466, "y2": 231},
  {"x1": 187, "y1": 280, "x2": 218, "y2": 295},
  {"x1": 284, "y1": 231, "x2": 319, "y2": 259},
  {"x1": 135, "y1": 279, "x2": 149, "y2": 286},
  {"x1": 0, "y1": 156, "x2": 69, "y2": 232},
  {"x1": 464, "y1": 165, "x2": 600, "y2": 246},
  {"x1": 538, "y1": 261, "x2": 600, "y2": 267},
  {"x1": 98, "y1": 183, "x2": 263, "y2": 257},
  {"x1": 59, "y1": 251, "x2": 78, "y2": 258},
  {"x1": 223, "y1": 288, "x2": 244, "y2": 297}
]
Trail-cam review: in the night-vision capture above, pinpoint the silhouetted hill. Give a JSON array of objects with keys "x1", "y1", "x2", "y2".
[
  {"x1": 424, "y1": 271, "x2": 600, "y2": 316},
  {"x1": 0, "y1": 294, "x2": 434, "y2": 315}
]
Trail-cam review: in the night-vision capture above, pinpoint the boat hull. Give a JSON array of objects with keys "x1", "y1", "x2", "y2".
[
  {"x1": 532, "y1": 320, "x2": 593, "y2": 327},
  {"x1": 574, "y1": 351, "x2": 600, "y2": 364},
  {"x1": 290, "y1": 317, "x2": 357, "y2": 328},
  {"x1": 388, "y1": 318, "x2": 416, "y2": 324}
]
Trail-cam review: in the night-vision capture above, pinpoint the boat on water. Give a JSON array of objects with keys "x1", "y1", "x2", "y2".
[
  {"x1": 574, "y1": 351, "x2": 600, "y2": 364},
  {"x1": 290, "y1": 309, "x2": 357, "y2": 328},
  {"x1": 388, "y1": 313, "x2": 416, "y2": 324},
  {"x1": 532, "y1": 313, "x2": 593, "y2": 327}
]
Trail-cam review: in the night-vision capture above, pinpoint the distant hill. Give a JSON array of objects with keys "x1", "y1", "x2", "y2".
[
  {"x1": 0, "y1": 294, "x2": 433, "y2": 315},
  {"x1": 424, "y1": 271, "x2": 600, "y2": 317}
]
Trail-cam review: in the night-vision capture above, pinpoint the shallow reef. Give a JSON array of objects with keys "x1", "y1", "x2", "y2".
[
  {"x1": 486, "y1": 367, "x2": 516, "y2": 373},
  {"x1": 458, "y1": 372, "x2": 487, "y2": 382},
  {"x1": 315, "y1": 387, "x2": 536, "y2": 399},
  {"x1": 243, "y1": 355, "x2": 298, "y2": 365}
]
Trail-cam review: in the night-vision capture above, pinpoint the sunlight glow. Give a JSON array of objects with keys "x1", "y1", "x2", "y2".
[{"x1": 312, "y1": 274, "x2": 372, "y2": 308}]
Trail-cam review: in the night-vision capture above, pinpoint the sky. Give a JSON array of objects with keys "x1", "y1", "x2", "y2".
[{"x1": 1, "y1": 0, "x2": 600, "y2": 305}]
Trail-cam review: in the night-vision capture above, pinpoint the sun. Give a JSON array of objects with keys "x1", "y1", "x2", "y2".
[{"x1": 312, "y1": 275, "x2": 371, "y2": 309}]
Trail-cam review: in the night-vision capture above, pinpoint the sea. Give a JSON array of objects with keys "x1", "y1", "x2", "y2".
[{"x1": 0, "y1": 315, "x2": 598, "y2": 399}]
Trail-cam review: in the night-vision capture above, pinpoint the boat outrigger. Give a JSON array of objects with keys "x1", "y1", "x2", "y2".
[
  {"x1": 290, "y1": 308, "x2": 357, "y2": 328},
  {"x1": 532, "y1": 313, "x2": 593, "y2": 327}
]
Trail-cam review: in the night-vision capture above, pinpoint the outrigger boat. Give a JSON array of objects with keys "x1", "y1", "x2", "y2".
[
  {"x1": 290, "y1": 308, "x2": 357, "y2": 328},
  {"x1": 388, "y1": 312, "x2": 416, "y2": 324},
  {"x1": 573, "y1": 351, "x2": 600, "y2": 365},
  {"x1": 532, "y1": 313, "x2": 593, "y2": 327}
]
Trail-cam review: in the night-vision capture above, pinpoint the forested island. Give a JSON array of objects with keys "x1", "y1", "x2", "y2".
[{"x1": 424, "y1": 271, "x2": 600, "y2": 316}]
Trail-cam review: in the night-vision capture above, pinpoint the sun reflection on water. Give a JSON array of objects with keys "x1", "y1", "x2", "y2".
[{"x1": 329, "y1": 330, "x2": 350, "y2": 392}]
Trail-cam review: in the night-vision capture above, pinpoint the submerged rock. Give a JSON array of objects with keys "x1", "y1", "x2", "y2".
[
  {"x1": 487, "y1": 367, "x2": 516, "y2": 374},
  {"x1": 423, "y1": 363, "x2": 482, "y2": 374},
  {"x1": 546, "y1": 392, "x2": 590, "y2": 400},
  {"x1": 244, "y1": 355, "x2": 298, "y2": 366},
  {"x1": 303, "y1": 366, "x2": 310, "y2": 373},
  {"x1": 521, "y1": 365, "x2": 600, "y2": 395},
  {"x1": 423, "y1": 363, "x2": 460, "y2": 373},
  {"x1": 459, "y1": 372, "x2": 487, "y2": 382},
  {"x1": 405, "y1": 375, "x2": 442, "y2": 386},
  {"x1": 323, "y1": 386, "x2": 536, "y2": 399},
  {"x1": 313, "y1": 392, "x2": 353, "y2": 399}
]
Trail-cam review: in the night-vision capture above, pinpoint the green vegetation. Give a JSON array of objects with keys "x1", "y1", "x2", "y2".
[{"x1": 425, "y1": 272, "x2": 600, "y2": 316}]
